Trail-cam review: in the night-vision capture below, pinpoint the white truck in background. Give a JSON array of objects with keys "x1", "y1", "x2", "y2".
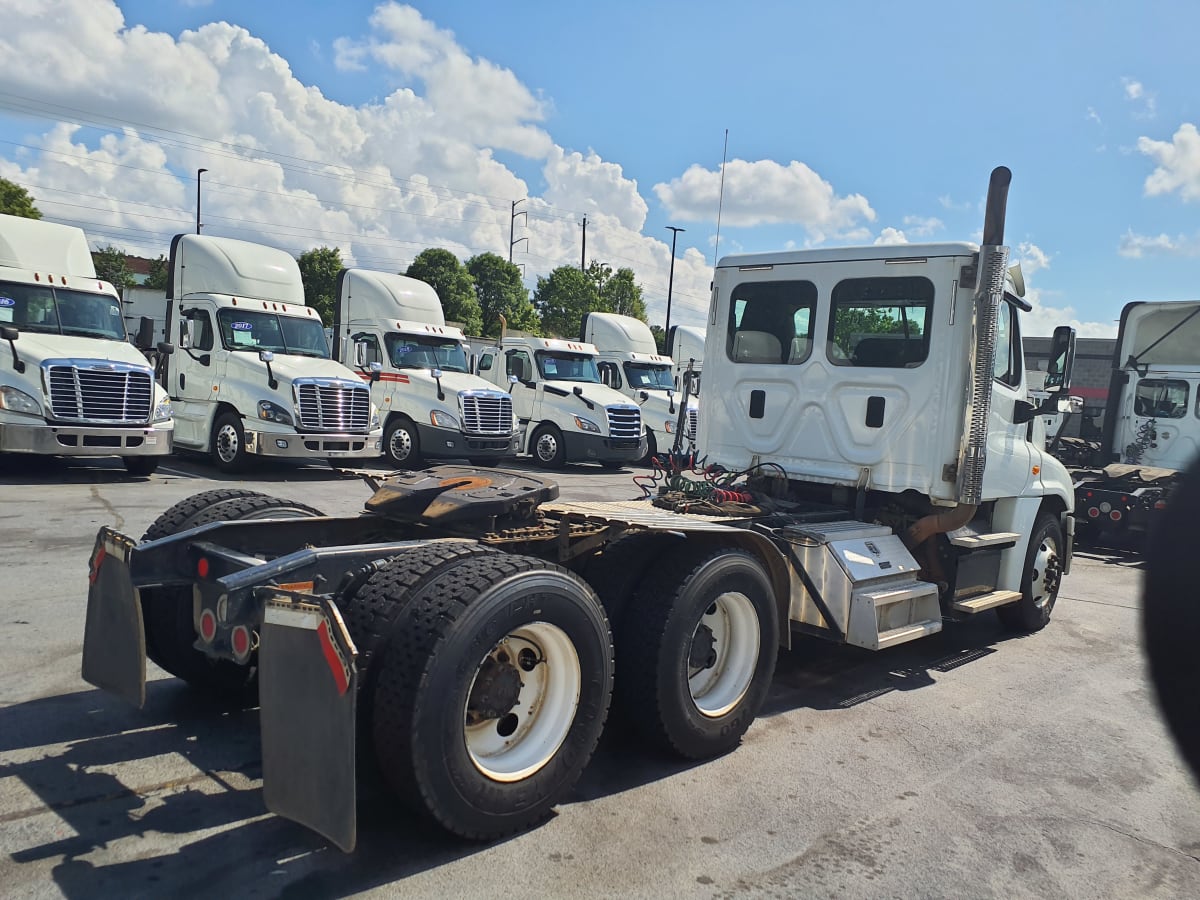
[
  {"x1": 667, "y1": 323, "x2": 705, "y2": 393},
  {"x1": 474, "y1": 331, "x2": 646, "y2": 467},
  {"x1": 582, "y1": 311, "x2": 698, "y2": 463},
  {"x1": 140, "y1": 234, "x2": 382, "y2": 471},
  {"x1": 331, "y1": 268, "x2": 519, "y2": 468},
  {"x1": 0, "y1": 214, "x2": 173, "y2": 474}
]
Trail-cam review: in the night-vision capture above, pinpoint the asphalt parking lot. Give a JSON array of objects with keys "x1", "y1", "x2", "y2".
[{"x1": 1, "y1": 454, "x2": 1198, "y2": 899}]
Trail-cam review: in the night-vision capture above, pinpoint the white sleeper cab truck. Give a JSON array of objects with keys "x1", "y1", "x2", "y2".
[
  {"x1": 667, "y1": 323, "x2": 705, "y2": 394},
  {"x1": 582, "y1": 311, "x2": 699, "y2": 462},
  {"x1": 0, "y1": 214, "x2": 173, "y2": 474},
  {"x1": 331, "y1": 268, "x2": 518, "y2": 468},
  {"x1": 82, "y1": 167, "x2": 1078, "y2": 853},
  {"x1": 158, "y1": 234, "x2": 381, "y2": 471},
  {"x1": 475, "y1": 332, "x2": 646, "y2": 467}
]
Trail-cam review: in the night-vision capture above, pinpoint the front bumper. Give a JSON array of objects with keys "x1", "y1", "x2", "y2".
[
  {"x1": 0, "y1": 419, "x2": 173, "y2": 456},
  {"x1": 561, "y1": 430, "x2": 647, "y2": 464},
  {"x1": 415, "y1": 422, "x2": 520, "y2": 461},
  {"x1": 244, "y1": 427, "x2": 383, "y2": 460}
]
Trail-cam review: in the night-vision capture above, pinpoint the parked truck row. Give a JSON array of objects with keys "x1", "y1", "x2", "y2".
[{"x1": 81, "y1": 167, "x2": 1082, "y2": 852}]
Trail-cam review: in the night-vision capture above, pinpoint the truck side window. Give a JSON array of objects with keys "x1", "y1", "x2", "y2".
[
  {"x1": 827, "y1": 276, "x2": 932, "y2": 367},
  {"x1": 1135, "y1": 378, "x2": 1189, "y2": 419},
  {"x1": 993, "y1": 300, "x2": 1022, "y2": 387},
  {"x1": 183, "y1": 309, "x2": 214, "y2": 351},
  {"x1": 598, "y1": 361, "x2": 622, "y2": 389},
  {"x1": 725, "y1": 280, "x2": 816, "y2": 364},
  {"x1": 478, "y1": 353, "x2": 493, "y2": 372},
  {"x1": 506, "y1": 350, "x2": 533, "y2": 382}
]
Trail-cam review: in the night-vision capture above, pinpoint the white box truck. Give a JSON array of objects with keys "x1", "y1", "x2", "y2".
[
  {"x1": 0, "y1": 214, "x2": 173, "y2": 474},
  {"x1": 152, "y1": 234, "x2": 382, "y2": 471},
  {"x1": 83, "y1": 167, "x2": 1080, "y2": 852},
  {"x1": 331, "y1": 268, "x2": 519, "y2": 467},
  {"x1": 473, "y1": 330, "x2": 647, "y2": 467},
  {"x1": 581, "y1": 311, "x2": 699, "y2": 462}
]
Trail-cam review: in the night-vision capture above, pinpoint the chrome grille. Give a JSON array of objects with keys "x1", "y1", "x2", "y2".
[
  {"x1": 296, "y1": 381, "x2": 371, "y2": 432},
  {"x1": 687, "y1": 407, "x2": 699, "y2": 440},
  {"x1": 461, "y1": 392, "x2": 513, "y2": 435},
  {"x1": 46, "y1": 363, "x2": 153, "y2": 424},
  {"x1": 606, "y1": 405, "x2": 642, "y2": 440}
]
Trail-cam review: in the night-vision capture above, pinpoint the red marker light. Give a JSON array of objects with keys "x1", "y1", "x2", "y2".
[
  {"x1": 231, "y1": 625, "x2": 251, "y2": 660},
  {"x1": 197, "y1": 557, "x2": 210, "y2": 578},
  {"x1": 1110, "y1": 510, "x2": 1123, "y2": 522},
  {"x1": 199, "y1": 609, "x2": 217, "y2": 643}
]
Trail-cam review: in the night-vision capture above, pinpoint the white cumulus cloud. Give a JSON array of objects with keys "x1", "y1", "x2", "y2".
[{"x1": 1138, "y1": 123, "x2": 1200, "y2": 201}]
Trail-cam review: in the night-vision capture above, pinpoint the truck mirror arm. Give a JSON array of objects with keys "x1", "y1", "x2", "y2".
[{"x1": 0, "y1": 325, "x2": 25, "y2": 374}]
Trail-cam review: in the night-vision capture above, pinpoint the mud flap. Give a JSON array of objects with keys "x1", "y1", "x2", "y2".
[
  {"x1": 81, "y1": 528, "x2": 147, "y2": 708},
  {"x1": 259, "y1": 591, "x2": 359, "y2": 853}
]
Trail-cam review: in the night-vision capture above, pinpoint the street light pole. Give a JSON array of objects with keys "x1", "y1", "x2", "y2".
[
  {"x1": 196, "y1": 168, "x2": 208, "y2": 234},
  {"x1": 664, "y1": 226, "x2": 685, "y2": 336}
]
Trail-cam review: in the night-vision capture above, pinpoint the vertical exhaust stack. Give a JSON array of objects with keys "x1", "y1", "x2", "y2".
[{"x1": 956, "y1": 166, "x2": 1012, "y2": 505}]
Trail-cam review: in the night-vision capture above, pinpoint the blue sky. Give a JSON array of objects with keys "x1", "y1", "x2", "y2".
[{"x1": 1, "y1": 0, "x2": 1196, "y2": 335}]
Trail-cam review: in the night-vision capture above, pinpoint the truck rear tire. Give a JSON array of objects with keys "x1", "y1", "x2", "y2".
[
  {"x1": 530, "y1": 423, "x2": 566, "y2": 468},
  {"x1": 997, "y1": 512, "x2": 1064, "y2": 633},
  {"x1": 210, "y1": 410, "x2": 250, "y2": 472},
  {"x1": 356, "y1": 550, "x2": 613, "y2": 839},
  {"x1": 384, "y1": 417, "x2": 423, "y2": 469},
  {"x1": 580, "y1": 532, "x2": 685, "y2": 630},
  {"x1": 123, "y1": 456, "x2": 159, "y2": 476},
  {"x1": 139, "y1": 491, "x2": 325, "y2": 697},
  {"x1": 617, "y1": 546, "x2": 777, "y2": 759}
]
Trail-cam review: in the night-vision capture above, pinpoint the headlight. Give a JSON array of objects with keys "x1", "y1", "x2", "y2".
[
  {"x1": 152, "y1": 398, "x2": 173, "y2": 423},
  {"x1": 663, "y1": 420, "x2": 675, "y2": 434},
  {"x1": 430, "y1": 409, "x2": 459, "y2": 429},
  {"x1": 257, "y1": 400, "x2": 294, "y2": 426},
  {"x1": 0, "y1": 386, "x2": 42, "y2": 416},
  {"x1": 573, "y1": 415, "x2": 601, "y2": 434}
]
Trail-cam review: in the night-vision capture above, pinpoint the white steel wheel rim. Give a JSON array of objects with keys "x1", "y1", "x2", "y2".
[
  {"x1": 535, "y1": 432, "x2": 558, "y2": 462},
  {"x1": 216, "y1": 423, "x2": 240, "y2": 463},
  {"x1": 689, "y1": 591, "x2": 760, "y2": 718},
  {"x1": 464, "y1": 622, "x2": 581, "y2": 782},
  {"x1": 1031, "y1": 535, "x2": 1060, "y2": 609},
  {"x1": 388, "y1": 427, "x2": 412, "y2": 462}
]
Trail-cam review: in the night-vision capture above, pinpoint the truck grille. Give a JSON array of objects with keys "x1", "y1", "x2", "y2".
[
  {"x1": 46, "y1": 363, "x2": 153, "y2": 424},
  {"x1": 461, "y1": 392, "x2": 513, "y2": 435},
  {"x1": 606, "y1": 404, "x2": 642, "y2": 440},
  {"x1": 687, "y1": 407, "x2": 699, "y2": 440},
  {"x1": 296, "y1": 381, "x2": 371, "y2": 432}
]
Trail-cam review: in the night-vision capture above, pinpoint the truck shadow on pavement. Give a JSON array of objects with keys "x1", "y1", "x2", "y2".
[{"x1": 3, "y1": 617, "x2": 1027, "y2": 898}]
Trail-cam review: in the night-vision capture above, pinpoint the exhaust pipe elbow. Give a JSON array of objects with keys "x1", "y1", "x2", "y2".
[{"x1": 906, "y1": 503, "x2": 978, "y2": 548}]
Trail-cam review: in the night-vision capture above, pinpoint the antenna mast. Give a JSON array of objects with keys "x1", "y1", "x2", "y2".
[{"x1": 713, "y1": 129, "x2": 729, "y2": 267}]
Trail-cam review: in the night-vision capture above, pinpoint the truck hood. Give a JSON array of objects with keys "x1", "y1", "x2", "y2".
[
  {"x1": 226, "y1": 351, "x2": 365, "y2": 387},
  {"x1": 3, "y1": 333, "x2": 154, "y2": 371},
  {"x1": 388, "y1": 368, "x2": 509, "y2": 396},
  {"x1": 543, "y1": 380, "x2": 635, "y2": 410}
]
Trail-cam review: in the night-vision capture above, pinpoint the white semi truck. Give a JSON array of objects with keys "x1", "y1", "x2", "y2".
[
  {"x1": 82, "y1": 167, "x2": 1078, "y2": 852},
  {"x1": 473, "y1": 331, "x2": 647, "y2": 467},
  {"x1": 148, "y1": 234, "x2": 382, "y2": 471},
  {"x1": 667, "y1": 323, "x2": 705, "y2": 393},
  {"x1": 582, "y1": 311, "x2": 699, "y2": 463},
  {"x1": 0, "y1": 214, "x2": 173, "y2": 474},
  {"x1": 330, "y1": 268, "x2": 519, "y2": 467}
]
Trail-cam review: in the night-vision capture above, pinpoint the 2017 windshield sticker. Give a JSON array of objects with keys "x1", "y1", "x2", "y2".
[
  {"x1": 231, "y1": 322, "x2": 253, "y2": 331},
  {"x1": 0, "y1": 297, "x2": 14, "y2": 307}
]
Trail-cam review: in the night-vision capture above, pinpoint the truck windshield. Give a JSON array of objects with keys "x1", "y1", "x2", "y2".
[
  {"x1": 216, "y1": 310, "x2": 329, "y2": 357},
  {"x1": 0, "y1": 281, "x2": 126, "y2": 341},
  {"x1": 536, "y1": 351, "x2": 600, "y2": 383},
  {"x1": 385, "y1": 333, "x2": 469, "y2": 372},
  {"x1": 624, "y1": 362, "x2": 675, "y2": 390}
]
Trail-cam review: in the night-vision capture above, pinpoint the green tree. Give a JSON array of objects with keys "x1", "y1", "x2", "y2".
[
  {"x1": 406, "y1": 248, "x2": 483, "y2": 335},
  {"x1": 91, "y1": 245, "x2": 134, "y2": 292},
  {"x1": 144, "y1": 254, "x2": 169, "y2": 291},
  {"x1": 601, "y1": 267, "x2": 647, "y2": 321},
  {"x1": 466, "y1": 252, "x2": 538, "y2": 337},
  {"x1": 534, "y1": 265, "x2": 599, "y2": 338},
  {"x1": 297, "y1": 246, "x2": 343, "y2": 325},
  {"x1": 0, "y1": 178, "x2": 41, "y2": 219},
  {"x1": 650, "y1": 324, "x2": 667, "y2": 355},
  {"x1": 831, "y1": 306, "x2": 923, "y2": 357}
]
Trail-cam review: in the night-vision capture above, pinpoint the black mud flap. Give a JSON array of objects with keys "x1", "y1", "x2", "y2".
[
  {"x1": 259, "y1": 591, "x2": 359, "y2": 853},
  {"x1": 81, "y1": 528, "x2": 147, "y2": 708}
]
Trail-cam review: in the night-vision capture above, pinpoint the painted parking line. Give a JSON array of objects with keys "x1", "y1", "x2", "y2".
[{"x1": 157, "y1": 466, "x2": 206, "y2": 479}]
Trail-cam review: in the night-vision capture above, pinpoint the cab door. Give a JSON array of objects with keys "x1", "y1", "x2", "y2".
[
  {"x1": 171, "y1": 305, "x2": 222, "y2": 447},
  {"x1": 504, "y1": 348, "x2": 538, "y2": 440},
  {"x1": 981, "y1": 298, "x2": 1034, "y2": 499}
]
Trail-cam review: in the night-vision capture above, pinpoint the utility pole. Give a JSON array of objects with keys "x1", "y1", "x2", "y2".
[
  {"x1": 509, "y1": 199, "x2": 528, "y2": 262},
  {"x1": 664, "y1": 226, "x2": 685, "y2": 336},
  {"x1": 580, "y1": 215, "x2": 587, "y2": 271},
  {"x1": 196, "y1": 168, "x2": 208, "y2": 234}
]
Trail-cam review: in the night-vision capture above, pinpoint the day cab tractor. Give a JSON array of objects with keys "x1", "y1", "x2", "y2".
[{"x1": 81, "y1": 167, "x2": 1077, "y2": 852}]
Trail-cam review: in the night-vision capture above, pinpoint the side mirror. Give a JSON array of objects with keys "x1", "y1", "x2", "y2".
[
  {"x1": 638, "y1": 390, "x2": 649, "y2": 402},
  {"x1": 136, "y1": 316, "x2": 155, "y2": 350},
  {"x1": 369, "y1": 361, "x2": 382, "y2": 383},
  {"x1": 178, "y1": 319, "x2": 192, "y2": 350},
  {"x1": 1044, "y1": 325, "x2": 1076, "y2": 391},
  {"x1": 354, "y1": 340, "x2": 368, "y2": 368},
  {"x1": 259, "y1": 349, "x2": 275, "y2": 363},
  {"x1": 431, "y1": 367, "x2": 444, "y2": 379},
  {"x1": 1059, "y1": 394, "x2": 1084, "y2": 415},
  {"x1": 1, "y1": 325, "x2": 18, "y2": 342},
  {"x1": 157, "y1": 342, "x2": 174, "y2": 357},
  {"x1": 573, "y1": 385, "x2": 583, "y2": 396}
]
